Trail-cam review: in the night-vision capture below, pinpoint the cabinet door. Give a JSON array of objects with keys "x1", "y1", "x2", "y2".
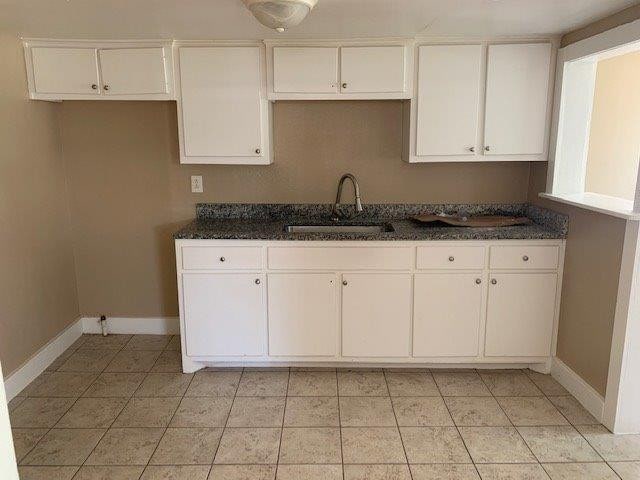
[
  {"x1": 413, "y1": 273, "x2": 483, "y2": 357},
  {"x1": 182, "y1": 273, "x2": 265, "y2": 357},
  {"x1": 485, "y1": 273, "x2": 557, "y2": 357},
  {"x1": 99, "y1": 48, "x2": 167, "y2": 95},
  {"x1": 340, "y1": 46, "x2": 405, "y2": 93},
  {"x1": 273, "y1": 47, "x2": 338, "y2": 93},
  {"x1": 179, "y1": 47, "x2": 264, "y2": 159},
  {"x1": 268, "y1": 273, "x2": 337, "y2": 356},
  {"x1": 416, "y1": 45, "x2": 482, "y2": 156},
  {"x1": 342, "y1": 273, "x2": 411, "y2": 357},
  {"x1": 31, "y1": 47, "x2": 99, "y2": 94},
  {"x1": 484, "y1": 43, "x2": 552, "y2": 156}
]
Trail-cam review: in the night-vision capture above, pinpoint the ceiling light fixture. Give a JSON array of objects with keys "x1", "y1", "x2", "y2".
[{"x1": 243, "y1": 0, "x2": 318, "y2": 33}]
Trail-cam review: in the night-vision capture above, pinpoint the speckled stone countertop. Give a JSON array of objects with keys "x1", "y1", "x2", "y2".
[{"x1": 174, "y1": 203, "x2": 568, "y2": 241}]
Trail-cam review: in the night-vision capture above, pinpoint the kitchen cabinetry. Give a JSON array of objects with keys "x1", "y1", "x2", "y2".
[
  {"x1": 98, "y1": 48, "x2": 168, "y2": 95},
  {"x1": 30, "y1": 47, "x2": 100, "y2": 95},
  {"x1": 340, "y1": 46, "x2": 406, "y2": 93},
  {"x1": 273, "y1": 47, "x2": 338, "y2": 93}
]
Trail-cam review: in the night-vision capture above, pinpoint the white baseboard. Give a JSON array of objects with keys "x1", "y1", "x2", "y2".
[
  {"x1": 4, "y1": 318, "x2": 83, "y2": 401},
  {"x1": 81, "y1": 316, "x2": 180, "y2": 335},
  {"x1": 551, "y1": 357, "x2": 605, "y2": 422}
]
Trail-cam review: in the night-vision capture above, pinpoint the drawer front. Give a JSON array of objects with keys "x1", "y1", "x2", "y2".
[
  {"x1": 416, "y1": 246, "x2": 485, "y2": 270},
  {"x1": 182, "y1": 246, "x2": 262, "y2": 270},
  {"x1": 268, "y1": 247, "x2": 413, "y2": 270},
  {"x1": 490, "y1": 245, "x2": 559, "y2": 270}
]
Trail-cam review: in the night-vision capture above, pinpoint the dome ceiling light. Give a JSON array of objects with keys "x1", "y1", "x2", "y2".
[{"x1": 242, "y1": 0, "x2": 318, "y2": 33}]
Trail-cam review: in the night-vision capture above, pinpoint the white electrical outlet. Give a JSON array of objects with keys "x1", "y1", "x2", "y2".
[{"x1": 191, "y1": 175, "x2": 203, "y2": 193}]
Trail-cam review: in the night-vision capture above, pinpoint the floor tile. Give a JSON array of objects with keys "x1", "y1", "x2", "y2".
[
  {"x1": 518, "y1": 426, "x2": 600, "y2": 462},
  {"x1": 82, "y1": 334, "x2": 132, "y2": 349},
  {"x1": 58, "y1": 349, "x2": 118, "y2": 372},
  {"x1": 68, "y1": 335, "x2": 89, "y2": 350},
  {"x1": 433, "y1": 372, "x2": 491, "y2": 397},
  {"x1": 11, "y1": 428, "x2": 48, "y2": 462},
  {"x1": 125, "y1": 334, "x2": 172, "y2": 351},
  {"x1": 134, "y1": 373, "x2": 193, "y2": 397},
  {"x1": 228, "y1": 396, "x2": 286, "y2": 427},
  {"x1": 17, "y1": 466, "x2": 79, "y2": 480},
  {"x1": 445, "y1": 396, "x2": 511, "y2": 427},
  {"x1": 22, "y1": 428, "x2": 105, "y2": 465},
  {"x1": 475, "y1": 464, "x2": 550, "y2": 479},
  {"x1": 287, "y1": 371, "x2": 337, "y2": 396},
  {"x1": 236, "y1": 371, "x2": 289, "y2": 396},
  {"x1": 338, "y1": 371, "x2": 388, "y2": 396},
  {"x1": 86, "y1": 427, "x2": 164, "y2": 465},
  {"x1": 400, "y1": 426, "x2": 471, "y2": 463},
  {"x1": 186, "y1": 371, "x2": 241, "y2": 397},
  {"x1": 547, "y1": 396, "x2": 599, "y2": 425},
  {"x1": 46, "y1": 350, "x2": 77, "y2": 372},
  {"x1": 284, "y1": 396, "x2": 339, "y2": 427},
  {"x1": 150, "y1": 428, "x2": 223, "y2": 465},
  {"x1": 9, "y1": 397, "x2": 75, "y2": 427},
  {"x1": 209, "y1": 465, "x2": 276, "y2": 480},
  {"x1": 341, "y1": 427, "x2": 406, "y2": 463},
  {"x1": 410, "y1": 464, "x2": 480, "y2": 480},
  {"x1": 344, "y1": 464, "x2": 411, "y2": 480},
  {"x1": 82, "y1": 373, "x2": 146, "y2": 397},
  {"x1": 142, "y1": 466, "x2": 210, "y2": 479},
  {"x1": 22, "y1": 372, "x2": 98, "y2": 397},
  {"x1": 170, "y1": 396, "x2": 233, "y2": 427},
  {"x1": 74, "y1": 465, "x2": 145, "y2": 480},
  {"x1": 151, "y1": 351, "x2": 182, "y2": 373},
  {"x1": 392, "y1": 396, "x2": 454, "y2": 426},
  {"x1": 276, "y1": 465, "x2": 342, "y2": 480},
  {"x1": 105, "y1": 350, "x2": 161, "y2": 373},
  {"x1": 8, "y1": 395, "x2": 26, "y2": 412},
  {"x1": 56, "y1": 397, "x2": 128, "y2": 428},
  {"x1": 542, "y1": 462, "x2": 618, "y2": 479},
  {"x1": 385, "y1": 372, "x2": 440, "y2": 396},
  {"x1": 479, "y1": 371, "x2": 543, "y2": 396},
  {"x1": 279, "y1": 427, "x2": 342, "y2": 464},
  {"x1": 526, "y1": 371, "x2": 569, "y2": 396},
  {"x1": 214, "y1": 428, "x2": 281, "y2": 464},
  {"x1": 164, "y1": 335, "x2": 182, "y2": 351},
  {"x1": 340, "y1": 396, "x2": 396, "y2": 426},
  {"x1": 609, "y1": 461, "x2": 640, "y2": 480},
  {"x1": 497, "y1": 397, "x2": 568, "y2": 426},
  {"x1": 112, "y1": 397, "x2": 180, "y2": 427},
  {"x1": 577, "y1": 424, "x2": 640, "y2": 461},
  {"x1": 459, "y1": 426, "x2": 537, "y2": 463}
]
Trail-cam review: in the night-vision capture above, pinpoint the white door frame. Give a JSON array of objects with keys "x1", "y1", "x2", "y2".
[{"x1": 0, "y1": 362, "x2": 19, "y2": 480}]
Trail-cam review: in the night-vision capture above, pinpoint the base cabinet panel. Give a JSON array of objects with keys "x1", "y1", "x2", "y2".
[
  {"x1": 413, "y1": 273, "x2": 483, "y2": 357},
  {"x1": 485, "y1": 273, "x2": 558, "y2": 357},
  {"x1": 182, "y1": 273, "x2": 265, "y2": 357},
  {"x1": 268, "y1": 273, "x2": 338, "y2": 356},
  {"x1": 342, "y1": 273, "x2": 412, "y2": 357}
]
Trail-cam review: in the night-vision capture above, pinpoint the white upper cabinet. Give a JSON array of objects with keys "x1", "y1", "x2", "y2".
[
  {"x1": 99, "y1": 48, "x2": 168, "y2": 95},
  {"x1": 177, "y1": 45, "x2": 272, "y2": 165},
  {"x1": 31, "y1": 47, "x2": 99, "y2": 95},
  {"x1": 340, "y1": 46, "x2": 405, "y2": 93},
  {"x1": 415, "y1": 44, "x2": 482, "y2": 157},
  {"x1": 484, "y1": 43, "x2": 552, "y2": 156},
  {"x1": 273, "y1": 47, "x2": 338, "y2": 93}
]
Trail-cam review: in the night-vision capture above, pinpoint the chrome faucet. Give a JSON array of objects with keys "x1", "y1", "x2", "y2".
[{"x1": 331, "y1": 173, "x2": 363, "y2": 221}]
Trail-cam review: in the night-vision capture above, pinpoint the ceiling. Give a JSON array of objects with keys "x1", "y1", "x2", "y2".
[{"x1": 0, "y1": 0, "x2": 637, "y2": 40}]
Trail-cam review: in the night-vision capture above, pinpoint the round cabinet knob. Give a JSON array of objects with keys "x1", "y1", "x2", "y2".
[
  {"x1": 484, "y1": 145, "x2": 491, "y2": 152},
  {"x1": 255, "y1": 148, "x2": 261, "y2": 155},
  {"x1": 91, "y1": 84, "x2": 98, "y2": 90},
  {"x1": 342, "y1": 280, "x2": 348, "y2": 286},
  {"x1": 468, "y1": 147, "x2": 475, "y2": 153},
  {"x1": 522, "y1": 255, "x2": 529, "y2": 262},
  {"x1": 491, "y1": 279, "x2": 497, "y2": 285},
  {"x1": 103, "y1": 85, "x2": 110, "y2": 91},
  {"x1": 219, "y1": 257, "x2": 225, "y2": 262},
  {"x1": 448, "y1": 256, "x2": 455, "y2": 262},
  {"x1": 255, "y1": 279, "x2": 261, "y2": 285},
  {"x1": 342, "y1": 82, "x2": 348, "y2": 89},
  {"x1": 475, "y1": 278, "x2": 482, "y2": 285}
]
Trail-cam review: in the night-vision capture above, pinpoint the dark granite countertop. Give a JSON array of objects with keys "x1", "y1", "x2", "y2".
[{"x1": 174, "y1": 203, "x2": 568, "y2": 241}]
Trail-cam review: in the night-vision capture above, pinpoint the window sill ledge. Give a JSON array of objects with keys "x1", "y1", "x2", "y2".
[{"x1": 540, "y1": 192, "x2": 640, "y2": 220}]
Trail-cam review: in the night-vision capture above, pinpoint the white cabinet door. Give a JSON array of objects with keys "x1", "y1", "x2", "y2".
[
  {"x1": 485, "y1": 273, "x2": 557, "y2": 357},
  {"x1": 413, "y1": 273, "x2": 483, "y2": 357},
  {"x1": 31, "y1": 47, "x2": 99, "y2": 94},
  {"x1": 182, "y1": 273, "x2": 265, "y2": 357},
  {"x1": 416, "y1": 45, "x2": 482, "y2": 156},
  {"x1": 340, "y1": 46, "x2": 405, "y2": 93},
  {"x1": 484, "y1": 43, "x2": 552, "y2": 156},
  {"x1": 268, "y1": 273, "x2": 338, "y2": 356},
  {"x1": 273, "y1": 47, "x2": 338, "y2": 93},
  {"x1": 342, "y1": 273, "x2": 411, "y2": 357},
  {"x1": 99, "y1": 48, "x2": 167, "y2": 95},
  {"x1": 179, "y1": 47, "x2": 265, "y2": 162}
]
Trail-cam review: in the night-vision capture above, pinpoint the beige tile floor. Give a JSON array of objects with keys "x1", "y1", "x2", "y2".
[{"x1": 8, "y1": 334, "x2": 640, "y2": 479}]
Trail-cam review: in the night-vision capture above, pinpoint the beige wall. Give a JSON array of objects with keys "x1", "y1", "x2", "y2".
[
  {"x1": 0, "y1": 34, "x2": 79, "y2": 376},
  {"x1": 585, "y1": 50, "x2": 640, "y2": 201},
  {"x1": 60, "y1": 100, "x2": 531, "y2": 317}
]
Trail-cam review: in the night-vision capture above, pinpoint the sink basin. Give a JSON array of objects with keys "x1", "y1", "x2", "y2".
[{"x1": 284, "y1": 223, "x2": 394, "y2": 234}]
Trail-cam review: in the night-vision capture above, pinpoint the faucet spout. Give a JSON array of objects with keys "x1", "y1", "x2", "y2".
[{"x1": 332, "y1": 173, "x2": 363, "y2": 221}]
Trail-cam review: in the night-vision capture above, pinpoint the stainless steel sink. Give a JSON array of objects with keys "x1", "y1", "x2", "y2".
[{"x1": 284, "y1": 224, "x2": 394, "y2": 234}]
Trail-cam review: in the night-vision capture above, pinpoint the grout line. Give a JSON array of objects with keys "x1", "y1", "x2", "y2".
[
  {"x1": 335, "y1": 369, "x2": 345, "y2": 480},
  {"x1": 273, "y1": 368, "x2": 290, "y2": 478},
  {"x1": 382, "y1": 370, "x2": 413, "y2": 480}
]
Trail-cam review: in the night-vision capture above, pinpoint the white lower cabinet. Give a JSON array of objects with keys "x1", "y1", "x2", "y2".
[
  {"x1": 485, "y1": 273, "x2": 558, "y2": 357},
  {"x1": 413, "y1": 273, "x2": 483, "y2": 357},
  {"x1": 341, "y1": 273, "x2": 412, "y2": 357},
  {"x1": 182, "y1": 273, "x2": 265, "y2": 357},
  {"x1": 267, "y1": 273, "x2": 338, "y2": 356}
]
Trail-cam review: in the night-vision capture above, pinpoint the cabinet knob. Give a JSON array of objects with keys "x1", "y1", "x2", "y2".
[
  {"x1": 484, "y1": 146, "x2": 491, "y2": 152},
  {"x1": 342, "y1": 82, "x2": 348, "y2": 89},
  {"x1": 468, "y1": 147, "x2": 475, "y2": 153},
  {"x1": 491, "y1": 279, "x2": 497, "y2": 285},
  {"x1": 475, "y1": 278, "x2": 482, "y2": 285},
  {"x1": 342, "y1": 280, "x2": 348, "y2": 286},
  {"x1": 91, "y1": 84, "x2": 98, "y2": 90},
  {"x1": 522, "y1": 255, "x2": 529, "y2": 262},
  {"x1": 255, "y1": 278, "x2": 261, "y2": 285},
  {"x1": 448, "y1": 256, "x2": 455, "y2": 262},
  {"x1": 103, "y1": 84, "x2": 110, "y2": 91},
  {"x1": 255, "y1": 148, "x2": 261, "y2": 155},
  {"x1": 219, "y1": 257, "x2": 225, "y2": 262}
]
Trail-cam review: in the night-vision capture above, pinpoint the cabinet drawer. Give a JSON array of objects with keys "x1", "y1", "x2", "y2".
[
  {"x1": 182, "y1": 246, "x2": 262, "y2": 270},
  {"x1": 416, "y1": 246, "x2": 485, "y2": 270},
  {"x1": 268, "y1": 247, "x2": 412, "y2": 270},
  {"x1": 490, "y1": 246, "x2": 559, "y2": 270}
]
